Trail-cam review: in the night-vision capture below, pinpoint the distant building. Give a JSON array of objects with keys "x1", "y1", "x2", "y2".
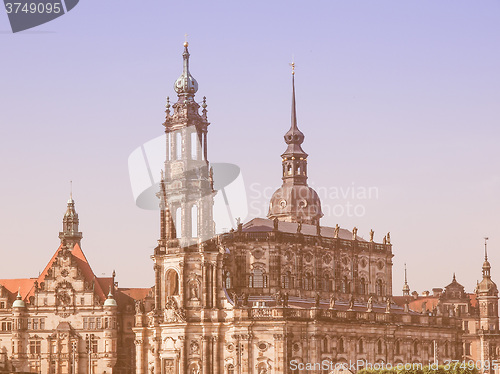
[{"x1": 0, "y1": 196, "x2": 153, "y2": 373}]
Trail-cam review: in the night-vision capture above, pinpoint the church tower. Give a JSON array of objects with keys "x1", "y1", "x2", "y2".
[
  {"x1": 477, "y1": 239, "x2": 499, "y2": 330},
  {"x1": 158, "y1": 40, "x2": 215, "y2": 247},
  {"x1": 135, "y1": 43, "x2": 222, "y2": 374},
  {"x1": 58, "y1": 192, "x2": 83, "y2": 248},
  {"x1": 268, "y1": 65, "x2": 323, "y2": 225}
]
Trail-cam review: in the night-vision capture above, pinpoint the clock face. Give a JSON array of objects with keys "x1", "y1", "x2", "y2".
[{"x1": 279, "y1": 199, "x2": 287, "y2": 208}]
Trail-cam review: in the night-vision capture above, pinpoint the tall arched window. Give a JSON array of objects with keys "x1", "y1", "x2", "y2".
[
  {"x1": 224, "y1": 271, "x2": 231, "y2": 289},
  {"x1": 227, "y1": 364, "x2": 234, "y2": 374},
  {"x1": 444, "y1": 341, "x2": 449, "y2": 356},
  {"x1": 252, "y1": 269, "x2": 264, "y2": 288},
  {"x1": 338, "y1": 338, "x2": 344, "y2": 353},
  {"x1": 377, "y1": 340, "x2": 383, "y2": 354},
  {"x1": 376, "y1": 279, "x2": 384, "y2": 296},
  {"x1": 360, "y1": 278, "x2": 367, "y2": 295},
  {"x1": 175, "y1": 207, "x2": 181, "y2": 236},
  {"x1": 166, "y1": 270, "x2": 179, "y2": 296},
  {"x1": 282, "y1": 272, "x2": 291, "y2": 289},
  {"x1": 191, "y1": 132, "x2": 198, "y2": 160},
  {"x1": 304, "y1": 272, "x2": 313, "y2": 290},
  {"x1": 395, "y1": 340, "x2": 400, "y2": 355},
  {"x1": 176, "y1": 132, "x2": 182, "y2": 160},
  {"x1": 342, "y1": 276, "x2": 349, "y2": 293},
  {"x1": 358, "y1": 339, "x2": 364, "y2": 354},
  {"x1": 191, "y1": 205, "x2": 198, "y2": 238},
  {"x1": 413, "y1": 341, "x2": 418, "y2": 355},
  {"x1": 324, "y1": 273, "x2": 332, "y2": 292}
]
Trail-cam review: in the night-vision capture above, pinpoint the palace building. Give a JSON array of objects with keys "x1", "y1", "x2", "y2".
[
  {"x1": 0, "y1": 196, "x2": 153, "y2": 374},
  {"x1": 131, "y1": 43, "x2": 499, "y2": 374}
]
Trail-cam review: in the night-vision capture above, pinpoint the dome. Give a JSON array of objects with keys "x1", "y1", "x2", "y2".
[
  {"x1": 477, "y1": 276, "x2": 498, "y2": 296},
  {"x1": 268, "y1": 184, "x2": 323, "y2": 225},
  {"x1": 104, "y1": 290, "x2": 117, "y2": 307},
  {"x1": 12, "y1": 291, "x2": 25, "y2": 308}
]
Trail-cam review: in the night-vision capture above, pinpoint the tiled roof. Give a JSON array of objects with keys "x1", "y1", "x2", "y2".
[
  {"x1": 242, "y1": 218, "x2": 370, "y2": 242},
  {"x1": 0, "y1": 278, "x2": 36, "y2": 302}
]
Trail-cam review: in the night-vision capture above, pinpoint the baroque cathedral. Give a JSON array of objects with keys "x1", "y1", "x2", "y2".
[
  {"x1": 131, "y1": 43, "x2": 500, "y2": 374},
  {"x1": 0, "y1": 42, "x2": 499, "y2": 374}
]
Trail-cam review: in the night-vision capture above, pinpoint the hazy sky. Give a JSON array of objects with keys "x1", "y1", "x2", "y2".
[{"x1": 1, "y1": 1, "x2": 499, "y2": 293}]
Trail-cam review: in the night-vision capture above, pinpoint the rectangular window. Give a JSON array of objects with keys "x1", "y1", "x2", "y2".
[
  {"x1": 89, "y1": 318, "x2": 95, "y2": 329},
  {"x1": 0, "y1": 302, "x2": 5, "y2": 308},
  {"x1": 104, "y1": 318, "x2": 109, "y2": 329},
  {"x1": 7, "y1": 322, "x2": 11, "y2": 330},
  {"x1": 81, "y1": 297, "x2": 84, "y2": 305},
  {"x1": 33, "y1": 319, "x2": 38, "y2": 330},
  {"x1": 27, "y1": 320, "x2": 31, "y2": 330},
  {"x1": 40, "y1": 319, "x2": 44, "y2": 330},
  {"x1": 17, "y1": 341, "x2": 23, "y2": 354},
  {"x1": 83, "y1": 317, "x2": 88, "y2": 329},
  {"x1": 29, "y1": 341, "x2": 41, "y2": 354},
  {"x1": 92, "y1": 341, "x2": 98, "y2": 353},
  {"x1": 96, "y1": 318, "x2": 101, "y2": 329},
  {"x1": 191, "y1": 132, "x2": 198, "y2": 160},
  {"x1": 465, "y1": 343, "x2": 471, "y2": 355},
  {"x1": 1, "y1": 322, "x2": 5, "y2": 331}
]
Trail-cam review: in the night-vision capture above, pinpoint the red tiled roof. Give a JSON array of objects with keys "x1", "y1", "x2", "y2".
[{"x1": 0, "y1": 278, "x2": 36, "y2": 302}]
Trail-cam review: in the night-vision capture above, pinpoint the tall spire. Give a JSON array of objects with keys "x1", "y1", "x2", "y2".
[
  {"x1": 59, "y1": 189, "x2": 83, "y2": 248},
  {"x1": 402, "y1": 263, "x2": 410, "y2": 296},
  {"x1": 173, "y1": 41, "x2": 198, "y2": 100},
  {"x1": 268, "y1": 63, "x2": 323, "y2": 225},
  {"x1": 483, "y1": 237, "x2": 491, "y2": 278}
]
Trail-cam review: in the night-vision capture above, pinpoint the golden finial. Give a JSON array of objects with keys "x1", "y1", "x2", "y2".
[
  {"x1": 184, "y1": 33, "x2": 189, "y2": 47},
  {"x1": 289, "y1": 61, "x2": 295, "y2": 76}
]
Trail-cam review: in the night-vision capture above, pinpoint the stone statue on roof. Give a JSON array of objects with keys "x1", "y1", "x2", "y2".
[
  {"x1": 348, "y1": 294, "x2": 354, "y2": 310},
  {"x1": 329, "y1": 294, "x2": 336, "y2": 309},
  {"x1": 334, "y1": 224, "x2": 339, "y2": 239},
  {"x1": 369, "y1": 230, "x2": 374, "y2": 242},
  {"x1": 367, "y1": 296, "x2": 373, "y2": 312}
]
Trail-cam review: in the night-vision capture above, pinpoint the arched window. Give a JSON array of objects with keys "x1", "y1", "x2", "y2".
[
  {"x1": 444, "y1": 341, "x2": 449, "y2": 356},
  {"x1": 304, "y1": 272, "x2": 313, "y2": 290},
  {"x1": 166, "y1": 270, "x2": 179, "y2": 296},
  {"x1": 175, "y1": 207, "x2": 181, "y2": 236},
  {"x1": 358, "y1": 339, "x2": 364, "y2": 353},
  {"x1": 176, "y1": 132, "x2": 182, "y2": 160},
  {"x1": 191, "y1": 132, "x2": 198, "y2": 160},
  {"x1": 191, "y1": 205, "x2": 198, "y2": 238},
  {"x1": 252, "y1": 269, "x2": 265, "y2": 288},
  {"x1": 338, "y1": 338, "x2": 344, "y2": 353},
  {"x1": 282, "y1": 271, "x2": 291, "y2": 289},
  {"x1": 359, "y1": 278, "x2": 367, "y2": 295},
  {"x1": 377, "y1": 340, "x2": 383, "y2": 354},
  {"x1": 324, "y1": 273, "x2": 332, "y2": 292},
  {"x1": 376, "y1": 279, "x2": 384, "y2": 296},
  {"x1": 413, "y1": 341, "x2": 418, "y2": 355},
  {"x1": 395, "y1": 340, "x2": 400, "y2": 355},
  {"x1": 342, "y1": 276, "x2": 349, "y2": 293},
  {"x1": 322, "y1": 337, "x2": 328, "y2": 353},
  {"x1": 227, "y1": 364, "x2": 235, "y2": 374},
  {"x1": 287, "y1": 164, "x2": 292, "y2": 175}
]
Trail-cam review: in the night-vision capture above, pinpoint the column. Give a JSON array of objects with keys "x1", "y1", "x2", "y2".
[
  {"x1": 212, "y1": 336, "x2": 220, "y2": 374},
  {"x1": 135, "y1": 338, "x2": 145, "y2": 374},
  {"x1": 178, "y1": 336, "x2": 185, "y2": 374},
  {"x1": 202, "y1": 336, "x2": 210, "y2": 374}
]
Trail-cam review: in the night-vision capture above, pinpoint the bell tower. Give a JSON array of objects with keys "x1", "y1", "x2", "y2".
[
  {"x1": 268, "y1": 64, "x2": 323, "y2": 225},
  {"x1": 58, "y1": 191, "x2": 83, "y2": 248},
  {"x1": 159, "y1": 41, "x2": 215, "y2": 248}
]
